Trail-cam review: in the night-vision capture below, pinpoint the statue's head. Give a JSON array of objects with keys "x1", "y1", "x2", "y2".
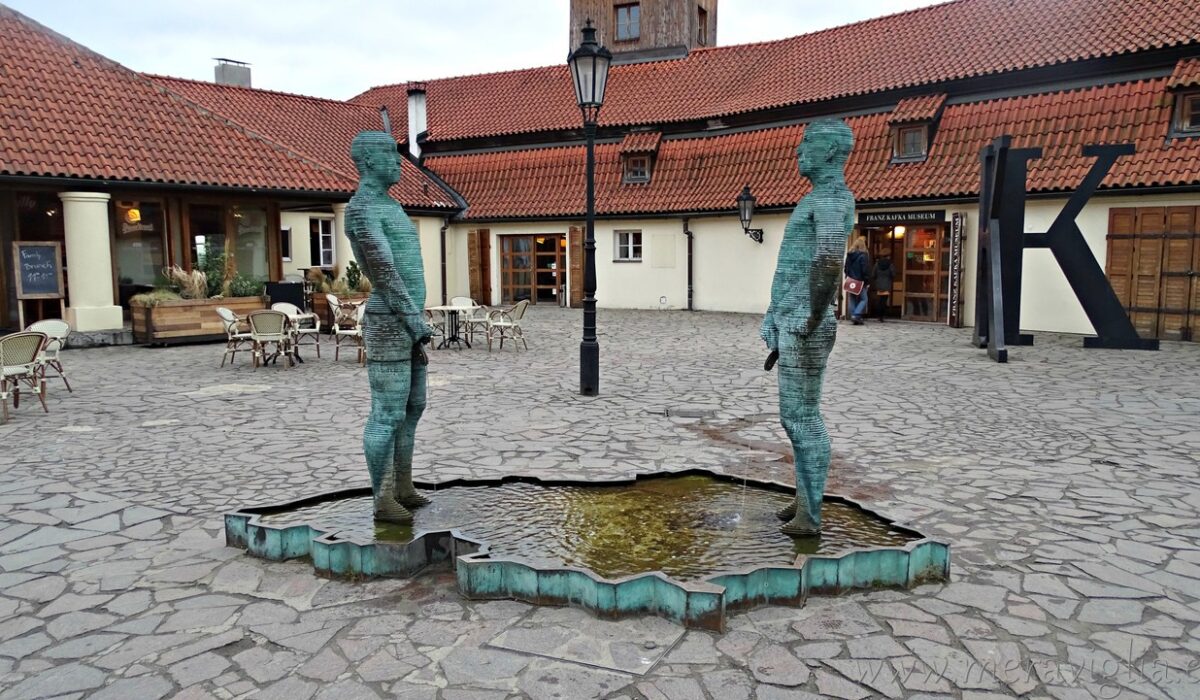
[
  {"x1": 797, "y1": 119, "x2": 853, "y2": 181},
  {"x1": 350, "y1": 131, "x2": 401, "y2": 187}
]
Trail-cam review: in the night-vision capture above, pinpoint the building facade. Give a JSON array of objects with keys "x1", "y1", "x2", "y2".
[{"x1": 3, "y1": 0, "x2": 1199, "y2": 343}]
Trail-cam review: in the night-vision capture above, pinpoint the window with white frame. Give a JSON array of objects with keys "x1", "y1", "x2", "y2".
[
  {"x1": 616, "y1": 3, "x2": 640, "y2": 41},
  {"x1": 1176, "y1": 91, "x2": 1200, "y2": 134},
  {"x1": 893, "y1": 124, "x2": 928, "y2": 160},
  {"x1": 310, "y1": 218, "x2": 334, "y2": 267},
  {"x1": 614, "y1": 230, "x2": 642, "y2": 261},
  {"x1": 623, "y1": 155, "x2": 651, "y2": 183}
]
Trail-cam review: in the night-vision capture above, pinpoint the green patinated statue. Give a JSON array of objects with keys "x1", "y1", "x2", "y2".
[
  {"x1": 345, "y1": 131, "x2": 434, "y2": 523},
  {"x1": 760, "y1": 119, "x2": 856, "y2": 536}
]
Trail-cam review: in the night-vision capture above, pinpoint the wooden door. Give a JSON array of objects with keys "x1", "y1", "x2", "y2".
[
  {"x1": 901, "y1": 225, "x2": 946, "y2": 322},
  {"x1": 1107, "y1": 206, "x2": 1200, "y2": 341}
]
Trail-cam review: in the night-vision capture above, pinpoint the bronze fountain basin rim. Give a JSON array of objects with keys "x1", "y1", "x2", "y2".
[{"x1": 225, "y1": 466, "x2": 948, "y2": 588}]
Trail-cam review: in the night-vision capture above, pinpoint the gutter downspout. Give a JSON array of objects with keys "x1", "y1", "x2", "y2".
[
  {"x1": 683, "y1": 217, "x2": 694, "y2": 311},
  {"x1": 440, "y1": 216, "x2": 450, "y2": 306}
]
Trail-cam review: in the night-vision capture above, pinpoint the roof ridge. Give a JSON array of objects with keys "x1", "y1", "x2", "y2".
[
  {"x1": 146, "y1": 72, "x2": 379, "y2": 110},
  {"x1": 353, "y1": 62, "x2": 568, "y2": 100}
]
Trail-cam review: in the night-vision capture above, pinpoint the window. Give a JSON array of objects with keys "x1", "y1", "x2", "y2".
[
  {"x1": 893, "y1": 124, "x2": 928, "y2": 161},
  {"x1": 616, "y1": 3, "x2": 640, "y2": 41},
  {"x1": 280, "y1": 227, "x2": 292, "y2": 262},
  {"x1": 1176, "y1": 92, "x2": 1200, "y2": 134},
  {"x1": 697, "y1": 6, "x2": 709, "y2": 46},
  {"x1": 614, "y1": 230, "x2": 642, "y2": 261},
  {"x1": 310, "y1": 217, "x2": 334, "y2": 267},
  {"x1": 623, "y1": 155, "x2": 651, "y2": 183}
]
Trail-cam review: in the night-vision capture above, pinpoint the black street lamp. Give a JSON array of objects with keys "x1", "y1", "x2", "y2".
[
  {"x1": 737, "y1": 185, "x2": 764, "y2": 243},
  {"x1": 568, "y1": 20, "x2": 611, "y2": 396}
]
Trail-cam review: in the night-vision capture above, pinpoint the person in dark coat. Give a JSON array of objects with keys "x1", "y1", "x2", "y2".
[
  {"x1": 870, "y1": 255, "x2": 895, "y2": 322},
  {"x1": 843, "y1": 237, "x2": 870, "y2": 324}
]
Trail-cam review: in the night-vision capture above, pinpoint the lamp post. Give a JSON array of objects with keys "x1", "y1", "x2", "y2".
[
  {"x1": 737, "y1": 185, "x2": 764, "y2": 243},
  {"x1": 568, "y1": 20, "x2": 611, "y2": 396}
]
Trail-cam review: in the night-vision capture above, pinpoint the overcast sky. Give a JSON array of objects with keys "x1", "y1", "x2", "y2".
[{"x1": 8, "y1": 0, "x2": 945, "y2": 100}]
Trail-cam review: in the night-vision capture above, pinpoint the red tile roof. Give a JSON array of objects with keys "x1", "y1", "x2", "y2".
[
  {"x1": 620, "y1": 131, "x2": 663, "y2": 154},
  {"x1": 1167, "y1": 57, "x2": 1200, "y2": 90},
  {"x1": 889, "y1": 94, "x2": 948, "y2": 124},
  {"x1": 147, "y1": 76, "x2": 459, "y2": 210},
  {"x1": 356, "y1": 0, "x2": 1200, "y2": 142},
  {"x1": 425, "y1": 78, "x2": 1200, "y2": 220},
  {"x1": 0, "y1": 6, "x2": 354, "y2": 194}
]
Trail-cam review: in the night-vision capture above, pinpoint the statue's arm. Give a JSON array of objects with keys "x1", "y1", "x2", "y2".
[
  {"x1": 346, "y1": 210, "x2": 429, "y2": 340},
  {"x1": 760, "y1": 238, "x2": 787, "y2": 350},
  {"x1": 807, "y1": 203, "x2": 850, "y2": 330}
]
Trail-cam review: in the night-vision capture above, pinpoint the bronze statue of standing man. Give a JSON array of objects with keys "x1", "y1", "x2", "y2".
[
  {"x1": 345, "y1": 131, "x2": 433, "y2": 523},
  {"x1": 760, "y1": 119, "x2": 856, "y2": 536}
]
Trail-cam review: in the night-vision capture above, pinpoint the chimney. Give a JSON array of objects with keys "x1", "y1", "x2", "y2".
[
  {"x1": 214, "y1": 58, "x2": 251, "y2": 88},
  {"x1": 407, "y1": 83, "x2": 427, "y2": 159}
]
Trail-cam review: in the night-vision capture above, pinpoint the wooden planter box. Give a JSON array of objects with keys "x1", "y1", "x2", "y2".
[
  {"x1": 311, "y1": 293, "x2": 368, "y2": 331},
  {"x1": 131, "y1": 296, "x2": 266, "y2": 345}
]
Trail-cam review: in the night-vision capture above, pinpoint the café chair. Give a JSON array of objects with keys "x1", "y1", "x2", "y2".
[
  {"x1": 215, "y1": 307, "x2": 252, "y2": 367},
  {"x1": 25, "y1": 319, "x2": 72, "y2": 392},
  {"x1": 0, "y1": 331, "x2": 49, "y2": 424}
]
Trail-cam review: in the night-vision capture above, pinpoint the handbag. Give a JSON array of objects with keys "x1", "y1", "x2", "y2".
[{"x1": 843, "y1": 277, "x2": 864, "y2": 295}]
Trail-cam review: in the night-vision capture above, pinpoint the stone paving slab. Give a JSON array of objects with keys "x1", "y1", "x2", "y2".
[{"x1": 0, "y1": 308, "x2": 1198, "y2": 698}]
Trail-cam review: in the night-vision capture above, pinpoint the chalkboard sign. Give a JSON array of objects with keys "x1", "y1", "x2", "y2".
[{"x1": 13, "y1": 242, "x2": 65, "y2": 300}]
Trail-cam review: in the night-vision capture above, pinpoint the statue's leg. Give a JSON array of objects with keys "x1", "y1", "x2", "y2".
[
  {"x1": 394, "y1": 358, "x2": 430, "y2": 508},
  {"x1": 775, "y1": 325, "x2": 835, "y2": 535},
  {"x1": 365, "y1": 360, "x2": 414, "y2": 523}
]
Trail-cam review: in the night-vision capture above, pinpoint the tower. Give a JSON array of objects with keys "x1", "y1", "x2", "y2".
[{"x1": 569, "y1": 0, "x2": 718, "y2": 64}]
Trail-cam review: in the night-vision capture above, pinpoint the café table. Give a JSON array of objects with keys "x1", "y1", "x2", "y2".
[{"x1": 426, "y1": 303, "x2": 478, "y2": 350}]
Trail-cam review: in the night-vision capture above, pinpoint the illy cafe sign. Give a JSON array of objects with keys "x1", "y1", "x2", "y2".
[{"x1": 859, "y1": 210, "x2": 946, "y2": 226}]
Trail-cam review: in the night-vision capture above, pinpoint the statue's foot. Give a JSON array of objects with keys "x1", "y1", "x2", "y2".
[
  {"x1": 396, "y1": 489, "x2": 431, "y2": 509},
  {"x1": 374, "y1": 499, "x2": 414, "y2": 524},
  {"x1": 780, "y1": 516, "x2": 820, "y2": 537},
  {"x1": 776, "y1": 501, "x2": 797, "y2": 521}
]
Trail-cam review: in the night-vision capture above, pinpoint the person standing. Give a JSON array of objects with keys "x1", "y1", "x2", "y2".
[
  {"x1": 870, "y1": 254, "x2": 895, "y2": 322},
  {"x1": 843, "y1": 237, "x2": 870, "y2": 324}
]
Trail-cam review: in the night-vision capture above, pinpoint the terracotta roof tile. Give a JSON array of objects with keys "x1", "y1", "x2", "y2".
[
  {"x1": 1167, "y1": 56, "x2": 1200, "y2": 89},
  {"x1": 356, "y1": 0, "x2": 1200, "y2": 142},
  {"x1": 889, "y1": 94, "x2": 947, "y2": 124},
  {"x1": 147, "y1": 76, "x2": 458, "y2": 209},
  {"x1": 425, "y1": 78, "x2": 1200, "y2": 219},
  {"x1": 0, "y1": 6, "x2": 354, "y2": 193},
  {"x1": 620, "y1": 131, "x2": 662, "y2": 154}
]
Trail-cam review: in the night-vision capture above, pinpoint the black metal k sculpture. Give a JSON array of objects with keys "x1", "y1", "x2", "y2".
[{"x1": 972, "y1": 136, "x2": 1160, "y2": 362}]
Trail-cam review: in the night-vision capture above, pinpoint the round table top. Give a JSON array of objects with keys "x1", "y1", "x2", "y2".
[{"x1": 427, "y1": 305, "x2": 479, "y2": 312}]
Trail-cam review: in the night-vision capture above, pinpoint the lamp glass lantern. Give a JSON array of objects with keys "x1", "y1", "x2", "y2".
[
  {"x1": 737, "y1": 185, "x2": 756, "y2": 230},
  {"x1": 567, "y1": 21, "x2": 612, "y2": 124}
]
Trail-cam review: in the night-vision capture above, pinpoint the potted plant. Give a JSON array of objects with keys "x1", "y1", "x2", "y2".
[{"x1": 129, "y1": 256, "x2": 267, "y2": 345}]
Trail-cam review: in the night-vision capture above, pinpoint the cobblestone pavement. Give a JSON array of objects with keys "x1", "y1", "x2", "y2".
[{"x1": 1, "y1": 307, "x2": 1198, "y2": 700}]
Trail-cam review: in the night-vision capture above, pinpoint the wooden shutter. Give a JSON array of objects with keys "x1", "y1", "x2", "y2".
[
  {"x1": 569, "y1": 226, "x2": 584, "y2": 308},
  {"x1": 1106, "y1": 208, "x2": 1136, "y2": 310},
  {"x1": 1130, "y1": 208, "x2": 1166, "y2": 338},
  {"x1": 467, "y1": 229, "x2": 481, "y2": 301},
  {"x1": 1161, "y1": 207, "x2": 1197, "y2": 341}
]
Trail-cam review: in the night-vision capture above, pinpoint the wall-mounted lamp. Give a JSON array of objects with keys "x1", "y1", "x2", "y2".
[
  {"x1": 736, "y1": 185, "x2": 764, "y2": 244},
  {"x1": 893, "y1": 225, "x2": 906, "y2": 237},
  {"x1": 45, "y1": 207, "x2": 58, "y2": 218}
]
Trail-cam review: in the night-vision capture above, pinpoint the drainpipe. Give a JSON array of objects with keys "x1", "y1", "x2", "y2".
[
  {"x1": 683, "y1": 217, "x2": 694, "y2": 311},
  {"x1": 440, "y1": 216, "x2": 450, "y2": 306}
]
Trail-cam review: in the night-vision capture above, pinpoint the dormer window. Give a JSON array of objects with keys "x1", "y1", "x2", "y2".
[
  {"x1": 624, "y1": 155, "x2": 651, "y2": 183},
  {"x1": 894, "y1": 125, "x2": 928, "y2": 160},
  {"x1": 887, "y1": 94, "x2": 946, "y2": 164},
  {"x1": 619, "y1": 130, "x2": 661, "y2": 184},
  {"x1": 1175, "y1": 91, "x2": 1200, "y2": 135}
]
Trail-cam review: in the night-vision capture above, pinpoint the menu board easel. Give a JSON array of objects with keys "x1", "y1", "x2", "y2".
[{"x1": 12, "y1": 242, "x2": 65, "y2": 329}]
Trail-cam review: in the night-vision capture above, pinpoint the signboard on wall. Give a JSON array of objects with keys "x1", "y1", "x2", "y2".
[
  {"x1": 947, "y1": 213, "x2": 966, "y2": 328},
  {"x1": 13, "y1": 242, "x2": 64, "y2": 300},
  {"x1": 859, "y1": 210, "x2": 946, "y2": 226}
]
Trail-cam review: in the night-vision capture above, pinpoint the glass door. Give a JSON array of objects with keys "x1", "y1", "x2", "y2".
[
  {"x1": 902, "y1": 226, "x2": 942, "y2": 322},
  {"x1": 500, "y1": 236, "x2": 534, "y2": 303},
  {"x1": 534, "y1": 235, "x2": 565, "y2": 304},
  {"x1": 501, "y1": 235, "x2": 565, "y2": 304}
]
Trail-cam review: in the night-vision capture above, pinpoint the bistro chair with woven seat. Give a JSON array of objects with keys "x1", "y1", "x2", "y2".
[
  {"x1": 247, "y1": 310, "x2": 293, "y2": 368},
  {"x1": 0, "y1": 331, "x2": 48, "y2": 424},
  {"x1": 486, "y1": 299, "x2": 529, "y2": 351},
  {"x1": 333, "y1": 303, "x2": 366, "y2": 364},
  {"x1": 272, "y1": 302, "x2": 321, "y2": 358},
  {"x1": 215, "y1": 307, "x2": 252, "y2": 367},
  {"x1": 452, "y1": 296, "x2": 489, "y2": 344},
  {"x1": 423, "y1": 309, "x2": 446, "y2": 349},
  {"x1": 25, "y1": 319, "x2": 72, "y2": 392}
]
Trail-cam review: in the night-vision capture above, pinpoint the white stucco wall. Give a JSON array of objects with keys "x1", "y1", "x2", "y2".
[
  {"x1": 690, "y1": 214, "x2": 786, "y2": 314},
  {"x1": 279, "y1": 212, "x2": 317, "y2": 279},
  {"x1": 595, "y1": 219, "x2": 689, "y2": 310}
]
